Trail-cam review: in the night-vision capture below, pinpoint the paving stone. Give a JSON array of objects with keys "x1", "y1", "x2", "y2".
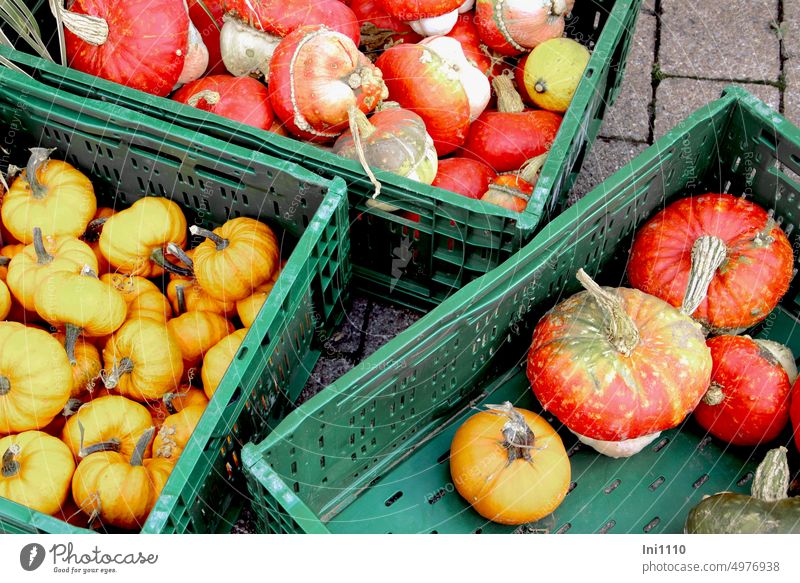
[
  {"x1": 362, "y1": 301, "x2": 421, "y2": 359},
  {"x1": 659, "y1": 0, "x2": 780, "y2": 82},
  {"x1": 654, "y1": 77, "x2": 780, "y2": 139},
  {"x1": 785, "y1": 58, "x2": 800, "y2": 127},
  {"x1": 600, "y1": 13, "x2": 656, "y2": 141},
  {"x1": 320, "y1": 295, "x2": 369, "y2": 356},
  {"x1": 641, "y1": 0, "x2": 656, "y2": 14},
  {"x1": 784, "y1": 1, "x2": 800, "y2": 60},
  {"x1": 570, "y1": 138, "x2": 648, "y2": 203}
]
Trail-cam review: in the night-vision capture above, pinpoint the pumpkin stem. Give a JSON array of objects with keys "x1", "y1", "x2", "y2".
[
  {"x1": 63, "y1": 323, "x2": 82, "y2": 366},
  {"x1": 680, "y1": 235, "x2": 727, "y2": 317},
  {"x1": 82, "y1": 216, "x2": 108, "y2": 244},
  {"x1": 80, "y1": 264, "x2": 98, "y2": 278},
  {"x1": 350, "y1": 107, "x2": 378, "y2": 140},
  {"x1": 1, "y1": 443, "x2": 21, "y2": 478},
  {"x1": 53, "y1": 4, "x2": 109, "y2": 46},
  {"x1": 0, "y1": 375, "x2": 10, "y2": 397},
  {"x1": 534, "y1": 80, "x2": 547, "y2": 94},
  {"x1": 751, "y1": 446, "x2": 790, "y2": 502},
  {"x1": 576, "y1": 268, "x2": 640, "y2": 356},
  {"x1": 347, "y1": 105, "x2": 383, "y2": 201},
  {"x1": 375, "y1": 100, "x2": 401, "y2": 112},
  {"x1": 25, "y1": 148, "x2": 56, "y2": 200},
  {"x1": 360, "y1": 22, "x2": 408, "y2": 56},
  {"x1": 77, "y1": 421, "x2": 121, "y2": 458},
  {"x1": 163, "y1": 391, "x2": 189, "y2": 415},
  {"x1": 0, "y1": 256, "x2": 9, "y2": 268},
  {"x1": 485, "y1": 402, "x2": 536, "y2": 463},
  {"x1": 492, "y1": 75, "x2": 525, "y2": 114},
  {"x1": 701, "y1": 382, "x2": 725, "y2": 406},
  {"x1": 187, "y1": 89, "x2": 221, "y2": 108},
  {"x1": 482, "y1": 183, "x2": 530, "y2": 205},
  {"x1": 100, "y1": 357, "x2": 134, "y2": 389},
  {"x1": 518, "y1": 153, "x2": 549, "y2": 186},
  {"x1": 151, "y1": 246, "x2": 194, "y2": 277},
  {"x1": 31, "y1": 227, "x2": 54, "y2": 265},
  {"x1": 189, "y1": 225, "x2": 229, "y2": 251},
  {"x1": 130, "y1": 427, "x2": 156, "y2": 467},
  {"x1": 752, "y1": 215, "x2": 777, "y2": 248},
  {"x1": 167, "y1": 242, "x2": 194, "y2": 270},
  {"x1": 63, "y1": 397, "x2": 83, "y2": 417},
  {"x1": 175, "y1": 284, "x2": 188, "y2": 314}
]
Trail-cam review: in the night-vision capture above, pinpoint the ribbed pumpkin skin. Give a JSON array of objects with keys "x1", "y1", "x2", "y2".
[
  {"x1": 102, "y1": 319, "x2": 184, "y2": 401},
  {"x1": 101, "y1": 273, "x2": 172, "y2": 322},
  {"x1": 201, "y1": 328, "x2": 248, "y2": 399},
  {"x1": 53, "y1": 331, "x2": 102, "y2": 397},
  {"x1": 1, "y1": 160, "x2": 96, "y2": 244},
  {"x1": 236, "y1": 282, "x2": 274, "y2": 327},
  {"x1": 0, "y1": 323, "x2": 73, "y2": 433},
  {"x1": 192, "y1": 217, "x2": 279, "y2": 302},
  {"x1": 64, "y1": 0, "x2": 189, "y2": 97},
  {"x1": 98, "y1": 198, "x2": 187, "y2": 277},
  {"x1": 62, "y1": 395, "x2": 153, "y2": 460},
  {"x1": 7, "y1": 234, "x2": 98, "y2": 311},
  {"x1": 167, "y1": 311, "x2": 234, "y2": 367},
  {"x1": 694, "y1": 336, "x2": 791, "y2": 446},
  {"x1": 0, "y1": 431, "x2": 76, "y2": 515},
  {"x1": 145, "y1": 457, "x2": 175, "y2": 508},
  {"x1": 527, "y1": 286, "x2": 712, "y2": 441},
  {"x1": 0, "y1": 280, "x2": 9, "y2": 320},
  {"x1": 628, "y1": 193, "x2": 794, "y2": 332},
  {"x1": 166, "y1": 278, "x2": 237, "y2": 317}
]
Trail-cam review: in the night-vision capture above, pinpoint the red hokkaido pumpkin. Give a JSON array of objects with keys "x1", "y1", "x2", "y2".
[
  {"x1": 223, "y1": 0, "x2": 360, "y2": 43},
  {"x1": 62, "y1": 0, "x2": 190, "y2": 96},
  {"x1": 269, "y1": 26, "x2": 387, "y2": 142},
  {"x1": 173, "y1": 75, "x2": 275, "y2": 131},
  {"x1": 375, "y1": 43, "x2": 471, "y2": 155},
  {"x1": 475, "y1": 0, "x2": 571, "y2": 56},
  {"x1": 792, "y1": 384, "x2": 800, "y2": 453},
  {"x1": 628, "y1": 193, "x2": 794, "y2": 333},
  {"x1": 351, "y1": 0, "x2": 423, "y2": 55},
  {"x1": 527, "y1": 270, "x2": 712, "y2": 457},
  {"x1": 432, "y1": 158, "x2": 496, "y2": 199},
  {"x1": 460, "y1": 76, "x2": 562, "y2": 172},
  {"x1": 379, "y1": 0, "x2": 462, "y2": 21},
  {"x1": 693, "y1": 336, "x2": 792, "y2": 446}
]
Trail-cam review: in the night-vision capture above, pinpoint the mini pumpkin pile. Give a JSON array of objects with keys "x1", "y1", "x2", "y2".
[
  {"x1": 0, "y1": 150, "x2": 281, "y2": 529},
  {"x1": 450, "y1": 192, "x2": 800, "y2": 526},
  {"x1": 51, "y1": 0, "x2": 590, "y2": 213}
]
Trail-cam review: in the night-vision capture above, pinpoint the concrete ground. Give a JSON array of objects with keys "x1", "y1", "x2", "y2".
[{"x1": 304, "y1": 0, "x2": 797, "y2": 400}]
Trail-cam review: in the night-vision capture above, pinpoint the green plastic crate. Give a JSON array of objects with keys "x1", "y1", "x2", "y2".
[
  {"x1": 0, "y1": 64, "x2": 351, "y2": 533},
  {"x1": 3, "y1": 0, "x2": 641, "y2": 309},
  {"x1": 241, "y1": 86, "x2": 800, "y2": 534}
]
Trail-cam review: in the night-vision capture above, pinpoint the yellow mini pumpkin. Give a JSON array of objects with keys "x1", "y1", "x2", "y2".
[
  {"x1": 72, "y1": 427, "x2": 158, "y2": 529},
  {"x1": 190, "y1": 217, "x2": 279, "y2": 302},
  {"x1": 148, "y1": 386, "x2": 208, "y2": 429},
  {"x1": 145, "y1": 456, "x2": 175, "y2": 508},
  {"x1": 0, "y1": 279, "x2": 9, "y2": 320},
  {"x1": 62, "y1": 395, "x2": 153, "y2": 460},
  {"x1": 98, "y1": 197, "x2": 187, "y2": 277},
  {"x1": 52, "y1": 331, "x2": 102, "y2": 397},
  {"x1": 6, "y1": 228, "x2": 98, "y2": 312},
  {"x1": 166, "y1": 278, "x2": 237, "y2": 317},
  {"x1": 34, "y1": 267, "x2": 127, "y2": 365},
  {"x1": 102, "y1": 318, "x2": 184, "y2": 401},
  {"x1": 201, "y1": 328, "x2": 248, "y2": 399},
  {"x1": 0, "y1": 322, "x2": 72, "y2": 433},
  {"x1": 167, "y1": 311, "x2": 234, "y2": 368},
  {"x1": 1, "y1": 149, "x2": 97, "y2": 244},
  {"x1": 0, "y1": 244, "x2": 24, "y2": 282},
  {"x1": 0, "y1": 431, "x2": 75, "y2": 515},
  {"x1": 152, "y1": 404, "x2": 205, "y2": 461},
  {"x1": 100, "y1": 273, "x2": 172, "y2": 322},
  {"x1": 236, "y1": 281, "x2": 274, "y2": 328}
]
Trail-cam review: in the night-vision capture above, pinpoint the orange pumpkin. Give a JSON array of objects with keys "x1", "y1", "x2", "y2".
[
  {"x1": 449, "y1": 402, "x2": 571, "y2": 525},
  {"x1": 0, "y1": 244, "x2": 23, "y2": 281},
  {"x1": 152, "y1": 404, "x2": 205, "y2": 460},
  {"x1": 190, "y1": 217, "x2": 279, "y2": 302},
  {"x1": 102, "y1": 318, "x2": 183, "y2": 401},
  {"x1": 1, "y1": 149, "x2": 97, "y2": 244},
  {"x1": 148, "y1": 386, "x2": 209, "y2": 429},
  {"x1": 167, "y1": 311, "x2": 234, "y2": 368},
  {"x1": 166, "y1": 278, "x2": 237, "y2": 317},
  {"x1": 201, "y1": 328, "x2": 248, "y2": 399},
  {"x1": 235, "y1": 281, "x2": 274, "y2": 328},
  {"x1": 0, "y1": 279, "x2": 9, "y2": 320},
  {"x1": 100, "y1": 273, "x2": 172, "y2": 322},
  {"x1": 53, "y1": 331, "x2": 102, "y2": 396},
  {"x1": 98, "y1": 197, "x2": 187, "y2": 277}
]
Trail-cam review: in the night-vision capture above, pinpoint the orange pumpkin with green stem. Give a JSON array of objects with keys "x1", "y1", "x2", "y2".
[
  {"x1": 0, "y1": 322, "x2": 73, "y2": 433},
  {"x1": 7, "y1": 227, "x2": 98, "y2": 312},
  {"x1": 1, "y1": 149, "x2": 97, "y2": 244},
  {"x1": 98, "y1": 197, "x2": 187, "y2": 277},
  {"x1": 34, "y1": 266, "x2": 127, "y2": 366},
  {"x1": 72, "y1": 427, "x2": 160, "y2": 529},
  {"x1": 0, "y1": 431, "x2": 76, "y2": 515},
  {"x1": 190, "y1": 217, "x2": 279, "y2": 302},
  {"x1": 102, "y1": 318, "x2": 184, "y2": 401}
]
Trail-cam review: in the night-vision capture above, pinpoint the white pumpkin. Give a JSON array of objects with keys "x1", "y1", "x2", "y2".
[{"x1": 409, "y1": 9, "x2": 459, "y2": 36}]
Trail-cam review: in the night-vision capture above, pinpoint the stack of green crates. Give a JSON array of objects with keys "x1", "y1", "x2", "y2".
[
  {"x1": 4, "y1": 0, "x2": 642, "y2": 309},
  {"x1": 242, "y1": 87, "x2": 800, "y2": 534},
  {"x1": 0, "y1": 63, "x2": 350, "y2": 533}
]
